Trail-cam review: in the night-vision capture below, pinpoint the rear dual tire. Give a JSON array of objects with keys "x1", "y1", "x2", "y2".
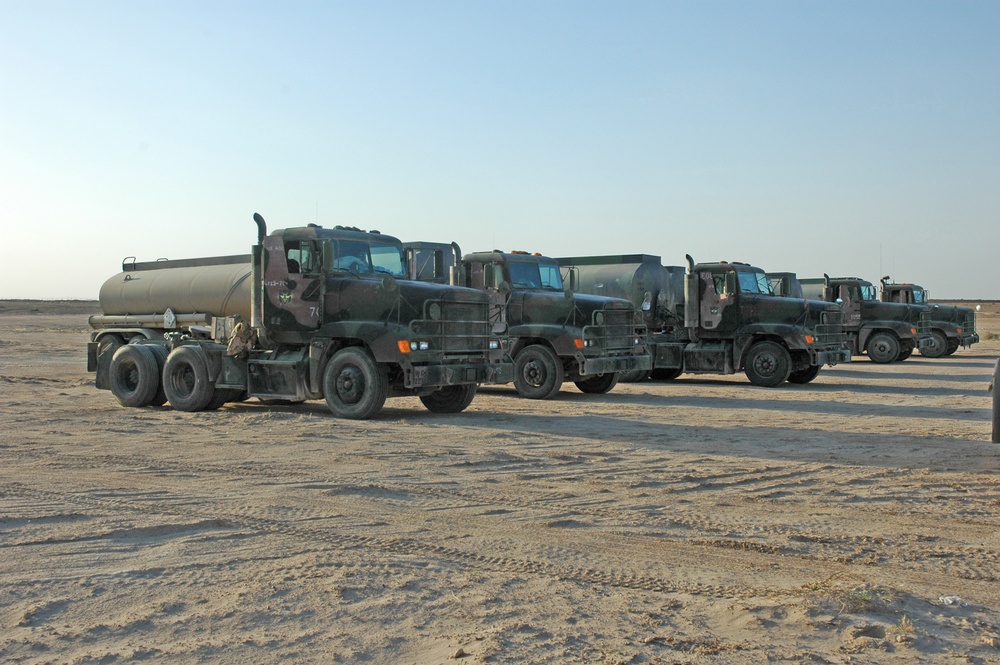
[{"x1": 109, "y1": 345, "x2": 161, "y2": 407}]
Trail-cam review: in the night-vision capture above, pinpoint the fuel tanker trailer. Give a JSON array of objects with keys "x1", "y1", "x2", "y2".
[
  {"x1": 556, "y1": 254, "x2": 851, "y2": 387},
  {"x1": 87, "y1": 213, "x2": 513, "y2": 419}
]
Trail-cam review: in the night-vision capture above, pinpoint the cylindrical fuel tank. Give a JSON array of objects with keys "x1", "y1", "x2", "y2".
[
  {"x1": 97, "y1": 261, "x2": 252, "y2": 319},
  {"x1": 573, "y1": 261, "x2": 685, "y2": 328}
]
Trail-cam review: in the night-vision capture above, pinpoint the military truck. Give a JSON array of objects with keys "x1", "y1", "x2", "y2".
[
  {"x1": 402, "y1": 242, "x2": 650, "y2": 399},
  {"x1": 87, "y1": 214, "x2": 512, "y2": 419},
  {"x1": 793, "y1": 274, "x2": 930, "y2": 363},
  {"x1": 879, "y1": 277, "x2": 979, "y2": 357},
  {"x1": 555, "y1": 255, "x2": 851, "y2": 387}
]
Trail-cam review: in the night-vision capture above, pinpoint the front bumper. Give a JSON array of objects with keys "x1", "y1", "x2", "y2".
[
  {"x1": 404, "y1": 360, "x2": 514, "y2": 388},
  {"x1": 960, "y1": 332, "x2": 980, "y2": 347},
  {"x1": 813, "y1": 348, "x2": 851, "y2": 366},
  {"x1": 580, "y1": 352, "x2": 652, "y2": 377}
]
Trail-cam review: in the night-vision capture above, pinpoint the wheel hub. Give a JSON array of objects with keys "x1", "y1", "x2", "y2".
[{"x1": 337, "y1": 366, "x2": 365, "y2": 404}]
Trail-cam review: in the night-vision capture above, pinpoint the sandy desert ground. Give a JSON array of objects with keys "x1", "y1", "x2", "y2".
[{"x1": 2, "y1": 299, "x2": 1000, "y2": 664}]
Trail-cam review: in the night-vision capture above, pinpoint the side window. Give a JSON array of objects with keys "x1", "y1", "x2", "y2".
[
  {"x1": 713, "y1": 274, "x2": 726, "y2": 295},
  {"x1": 285, "y1": 241, "x2": 322, "y2": 274}
]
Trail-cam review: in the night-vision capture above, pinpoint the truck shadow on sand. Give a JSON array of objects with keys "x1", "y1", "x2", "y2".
[
  {"x1": 445, "y1": 411, "x2": 1000, "y2": 472},
  {"x1": 473, "y1": 386, "x2": 992, "y2": 421}
]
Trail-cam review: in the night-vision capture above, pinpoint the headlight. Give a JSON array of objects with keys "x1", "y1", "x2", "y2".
[{"x1": 489, "y1": 339, "x2": 500, "y2": 349}]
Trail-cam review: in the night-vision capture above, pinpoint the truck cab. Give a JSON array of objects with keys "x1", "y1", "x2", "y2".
[
  {"x1": 557, "y1": 255, "x2": 850, "y2": 387},
  {"x1": 797, "y1": 275, "x2": 930, "y2": 363},
  {"x1": 403, "y1": 243, "x2": 650, "y2": 399},
  {"x1": 879, "y1": 278, "x2": 978, "y2": 357}
]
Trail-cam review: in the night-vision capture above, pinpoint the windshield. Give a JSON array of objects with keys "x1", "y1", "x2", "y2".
[
  {"x1": 370, "y1": 241, "x2": 405, "y2": 276},
  {"x1": 859, "y1": 284, "x2": 877, "y2": 301},
  {"x1": 737, "y1": 271, "x2": 772, "y2": 295},
  {"x1": 508, "y1": 260, "x2": 563, "y2": 291},
  {"x1": 332, "y1": 239, "x2": 405, "y2": 277},
  {"x1": 912, "y1": 289, "x2": 927, "y2": 303}
]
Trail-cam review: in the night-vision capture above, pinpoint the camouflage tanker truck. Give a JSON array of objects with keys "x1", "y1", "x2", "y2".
[
  {"x1": 788, "y1": 274, "x2": 930, "y2": 363},
  {"x1": 879, "y1": 277, "x2": 979, "y2": 357},
  {"x1": 87, "y1": 214, "x2": 512, "y2": 419},
  {"x1": 555, "y1": 255, "x2": 851, "y2": 387},
  {"x1": 402, "y1": 242, "x2": 650, "y2": 399}
]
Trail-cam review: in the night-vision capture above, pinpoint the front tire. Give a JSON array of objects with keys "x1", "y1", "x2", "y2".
[
  {"x1": 574, "y1": 372, "x2": 619, "y2": 394},
  {"x1": 109, "y1": 345, "x2": 160, "y2": 407},
  {"x1": 163, "y1": 346, "x2": 216, "y2": 412},
  {"x1": 323, "y1": 347, "x2": 388, "y2": 419},
  {"x1": 744, "y1": 341, "x2": 791, "y2": 387},
  {"x1": 945, "y1": 339, "x2": 960, "y2": 356},
  {"x1": 787, "y1": 364, "x2": 822, "y2": 384},
  {"x1": 920, "y1": 331, "x2": 948, "y2": 358},
  {"x1": 513, "y1": 344, "x2": 564, "y2": 399},
  {"x1": 866, "y1": 332, "x2": 900, "y2": 364},
  {"x1": 420, "y1": 384, "x2": 477, "y2": 413},
  {"x1": 650, "y1": 366, "x2": 683, "y2": 381},
  {"x1": 618, "y1": 369, "x2": 649, "y2": 383}
]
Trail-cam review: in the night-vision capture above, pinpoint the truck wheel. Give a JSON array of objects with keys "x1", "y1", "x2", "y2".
[
  {"x1": 866, "y1": 333, "x2": 899, "y2": 364},
  {"x1": 787, "y1": 364, "x2": 821, "y2": 384},
  {"x1": 146, "y1": 344, "x2": 169, "y2": 406},
  {"x1": 618, "y1": 369, "x2": 649, "y2": 383},
  {"x1": 204, "y1": 388, "x2": 241, "y2": 410},
  {"x1": 651, "y1": 367, "x2": 683, "y2": 381},
  {"x1": 109, "y1": 345, "x2": 161, "y2": 407},
  {"x1": 574, "y1": 372, "x2": 619, "y2": 394},
  {"x1": 513, "y1": 344, "x2": 564, "y2": 399},
  {"x1": 163, "y1": 346, "x2": 216, "y2": 412},
  {"x1": 323, "y1": 347, "x2": 388, "y2": 419},
  {"x1": 420, "y1": 384, "x2": 477, "y2": 413},
  {"x1": 920, "y1": 331, "x2": 948, "y2": 358},
  {"x1": 945, "y1": 339, "x2": 960, "y2": 355},
  {"x1": 895, "y1": 345, "x2": 913, "y2": 362},
  {"x1": 744, "y1": 341, "x2": 791, "y2": 387}
]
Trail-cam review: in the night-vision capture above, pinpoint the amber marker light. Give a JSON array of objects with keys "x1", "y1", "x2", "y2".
[
  {"x1": 574, "y1": 339, "x2": 585, "y2": 349},
  {"x1": 397, "y1": 340, "x2": 411, "y2": 354},
  {"x1": 804, "y1": 334, "x2": 815, "y2": 344}
]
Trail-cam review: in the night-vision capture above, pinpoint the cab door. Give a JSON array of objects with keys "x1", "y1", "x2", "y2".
[{"x1": 262, "y1": 236, "x2": 323, "y2": 331}]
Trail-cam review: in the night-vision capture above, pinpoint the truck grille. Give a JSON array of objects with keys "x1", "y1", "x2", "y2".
[
  {"x1": 815, "y1": 306, "x2": 848, "y2": 350},
  {"x1": 410, "y1": 300, "x2": 496, "y2": 356},
  {"x1": 582, "y1": 306, "x2": 646, "y2": 355},
  {"x1": 963, "y1": 311, "x2": 976, "y2": 334},
  {"x1": 917, "y1": 309, "x2": 933, "y2": 337}
]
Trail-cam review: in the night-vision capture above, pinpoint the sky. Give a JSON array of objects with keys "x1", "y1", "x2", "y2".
[{"x1": 2, "y1": 0, "x2": 998, "y2": 300}]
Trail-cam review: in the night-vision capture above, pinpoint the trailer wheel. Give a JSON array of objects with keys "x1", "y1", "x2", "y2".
[
  {"x1": 651, "y1": 367, "x2": 683, "y2": 381},
  {"x1": 787, "y1": 364, "x2": 821, "y2": 384},
  {"x1": 323, "y1": 347, "x2": 388, "y2": 419},
  {"x1": 109, "y1": 345, "x2": 161, "y2": 407},
  {"x1": 744, "y1": 341, "x2": 791, "y2": 387},
  {"x1": 575, "y1": 372, "x2": 619, "y2": 394},
  {"x1": 866, "y1": 333, "x2": 899, "y2": 364},
  {"x1": 420, "y1": 384, "x2": 477, "y2": 413},
  {"x1": 163, "y1": 346, "x2": 216, "y2": 412},
  {"x1": 146, "y1": 344, "x2": 169, "y2": 406},
  {"x1": 513, "y1": 344, "x2": 564, "y2": 399},
  {"x1": 919, "y1": 331, "x2": 948, "y2": 358}
]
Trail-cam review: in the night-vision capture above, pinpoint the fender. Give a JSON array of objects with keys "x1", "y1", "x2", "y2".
[{"x1": 858, "y1": 320, "x2": 916, "y2": 349}]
